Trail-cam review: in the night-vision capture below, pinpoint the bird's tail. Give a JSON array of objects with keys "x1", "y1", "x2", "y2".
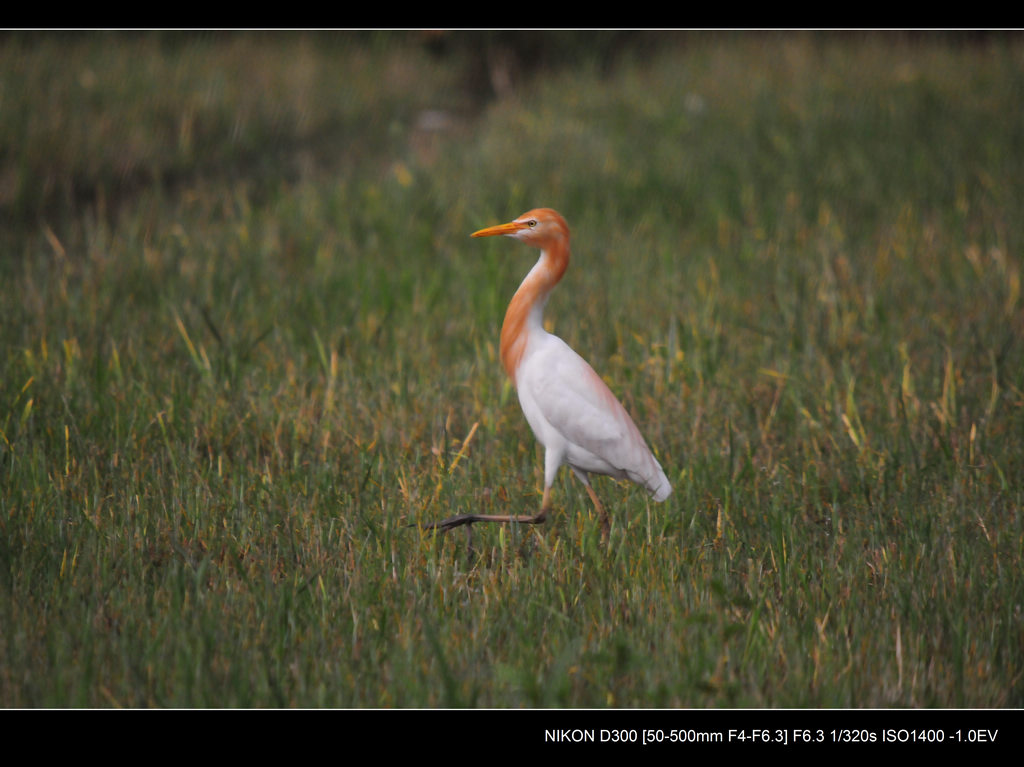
[{"x1": 645, "y1": 464, "x2": 672, "y2": 502}]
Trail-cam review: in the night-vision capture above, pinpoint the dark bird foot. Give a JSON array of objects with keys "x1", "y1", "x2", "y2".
[
  {"x1": 415, "y1": 513, "x2": 482, "y2": 533},
  {"x1": 412, "y1": 512, "x2": 548, "y2": 534}
]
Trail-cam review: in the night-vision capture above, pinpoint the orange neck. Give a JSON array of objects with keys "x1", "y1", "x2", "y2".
[{"x1": 499, "y1": 238, "x2": 570, "y2": 384}]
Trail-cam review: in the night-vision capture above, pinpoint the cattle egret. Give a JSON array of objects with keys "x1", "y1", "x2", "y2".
[{"x1": 424, "y1": 208, "x2": 671, "y2": 536}]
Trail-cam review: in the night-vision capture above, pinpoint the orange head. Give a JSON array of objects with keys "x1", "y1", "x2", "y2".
[{"x1": 471, "y1": 208, "x2": 569, "y2": 249}]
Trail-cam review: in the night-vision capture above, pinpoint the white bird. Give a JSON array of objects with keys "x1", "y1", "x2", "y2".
[{"x1": 425, "y1": 208, "x2": 671, "y2": 536}]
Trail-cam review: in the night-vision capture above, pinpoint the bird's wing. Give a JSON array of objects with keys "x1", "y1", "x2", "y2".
[{"x1": 523, "y1": 336, "x2": 655, "y2": 474}]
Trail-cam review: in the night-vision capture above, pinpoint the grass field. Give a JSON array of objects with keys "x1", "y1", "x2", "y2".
[{"x1": 0, "y1": 31, "x2": 1022, "y2": 708}]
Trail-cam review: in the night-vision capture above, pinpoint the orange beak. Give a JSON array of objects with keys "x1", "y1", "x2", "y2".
[{"x1": 471, "y1": 220, "x2": 529, "y2": 238}]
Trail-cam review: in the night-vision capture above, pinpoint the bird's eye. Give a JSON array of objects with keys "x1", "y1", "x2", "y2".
[{"x1": 527, "y1": 220, "x2": 537, "y2": 227}]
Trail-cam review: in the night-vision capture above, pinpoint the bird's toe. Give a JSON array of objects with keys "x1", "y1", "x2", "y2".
[{"x1": 417, "y1": 514, "x2": 476, "y2": 533}]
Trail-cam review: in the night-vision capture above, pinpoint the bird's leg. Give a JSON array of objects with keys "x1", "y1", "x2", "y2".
[
  {"x1": 416, "y1": 488, "x2": 551, "y2": 533},
  {"x1": 583, "y1": 484, "x2": 611, "y2": 540}
]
